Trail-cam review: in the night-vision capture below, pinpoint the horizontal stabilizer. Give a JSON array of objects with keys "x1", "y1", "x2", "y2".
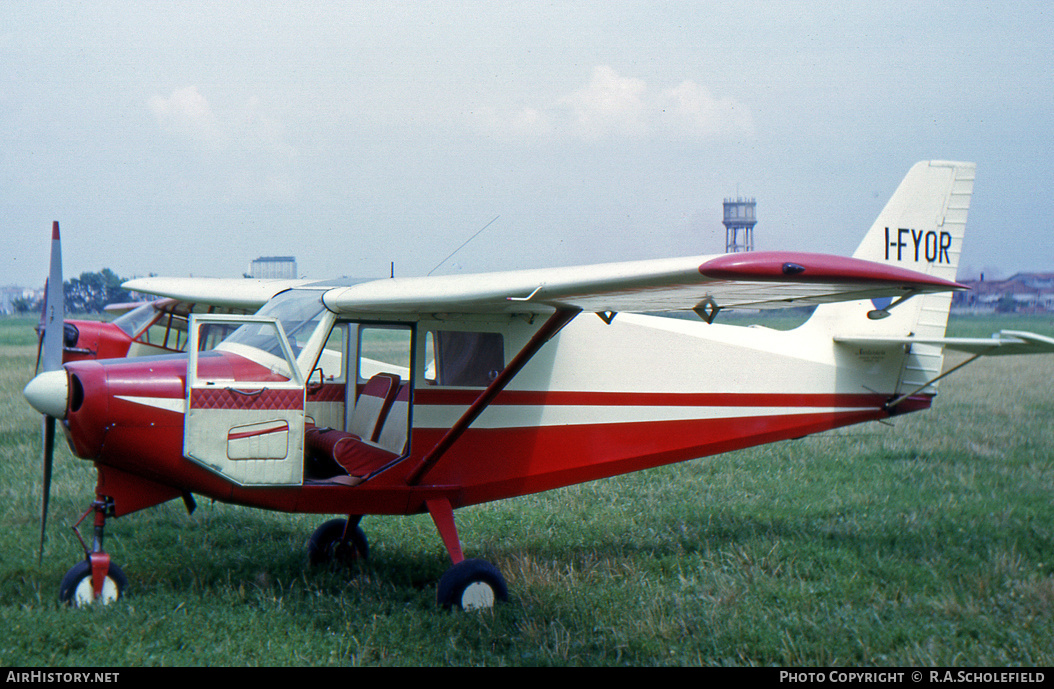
[{"x1": 834, "y1": 330, "x2": 1054, "y2": 357}]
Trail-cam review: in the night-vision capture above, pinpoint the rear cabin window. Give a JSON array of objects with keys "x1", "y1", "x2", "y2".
[{"x1": 424, "y1": 330, "x2": 504, "y2": 386}]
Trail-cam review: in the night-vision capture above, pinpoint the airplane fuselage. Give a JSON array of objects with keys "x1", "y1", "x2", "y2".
[{"x1": 57, "y1": 311, "x2": 928, "y2": 519}]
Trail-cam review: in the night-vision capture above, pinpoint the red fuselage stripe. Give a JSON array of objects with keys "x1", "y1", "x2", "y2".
[{"x1": 414, "y1": 389, "x2": 889, "y2": 408}]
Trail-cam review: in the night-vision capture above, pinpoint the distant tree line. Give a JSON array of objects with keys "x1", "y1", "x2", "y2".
[
  {"x1": 65, "y1": 268, "x2": 133, "y2": 313},
  {"x1": 13, "y1": 269, "x2": 133, "y2": 315}
]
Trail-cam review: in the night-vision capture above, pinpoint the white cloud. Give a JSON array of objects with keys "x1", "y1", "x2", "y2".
[
  {"x1": 148, "y1": 86, "x2": 223, "y2": 142},
  {"x1": 147, "y1": 86, "x2": 299, "y2": 202},
  {"x1": 657, "y1": 80, "x2": 754, "y2": 139},
  {"x1": 148, "y1": 87, "x2": 296, "y2": 158},
  {"x1": 479, "y1": 66, "x2": 753, "y2": 142},
  {"x1": 566, "y1": 66, "x2": 649, "y2": 140}
]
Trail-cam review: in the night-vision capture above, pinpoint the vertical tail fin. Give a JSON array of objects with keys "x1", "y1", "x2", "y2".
[
  {"x1": 804, "y1": 160, "x2": 975, "y2": 336},
  {"x1": 801, "y1": 161, "x2": 976, "y2": 395}
]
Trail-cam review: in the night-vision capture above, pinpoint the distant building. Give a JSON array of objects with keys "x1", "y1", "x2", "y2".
[
  {"x1": 0, "y1": 285, "x2": 41, "y2": 314},
  {"x1": 952, "y1": 272, "x2": 1054, "y2": 313},
  {"x1": 723, "y1": 197, "x2": 756, "y2": 253},
  {"x1": 248, "y1": 256, "x2": 297, "y2": 280}
]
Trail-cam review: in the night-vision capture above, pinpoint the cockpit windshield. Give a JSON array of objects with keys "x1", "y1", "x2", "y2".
[
  {"x1": 111, "y1": 302, "x2": 162, "y2": 338},
  {"x1": 218, "y1": 289, "x2": 329, "y2": 363}
]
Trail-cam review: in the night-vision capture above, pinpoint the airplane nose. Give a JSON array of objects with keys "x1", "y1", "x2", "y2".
[{"x1": 24, "y1": 370, "x2": 69, "y2": 419}]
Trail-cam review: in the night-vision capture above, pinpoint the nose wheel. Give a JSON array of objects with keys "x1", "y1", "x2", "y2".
[
  {"x1": 59, "y1": 556, "x2": 127, "y2": 607},
  {"x1": 59, "y1": 498, "x2": 126, "y2": 607}
]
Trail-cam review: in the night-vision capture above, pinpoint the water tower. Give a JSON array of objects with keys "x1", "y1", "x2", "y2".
[{"x1": 723, "y1": 197, "x2": 756, "y2": 253}]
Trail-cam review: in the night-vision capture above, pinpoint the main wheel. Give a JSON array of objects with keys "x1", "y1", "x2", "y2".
[
  {"x1": 308, "y1": 518, "x2": 369, "y2": 567},
  {"x1": 437, "y1": 558, "x2": 508, "y2": 611},
  {"x1": 59, "y1": 559, "x2": 127, "y2": 607}
]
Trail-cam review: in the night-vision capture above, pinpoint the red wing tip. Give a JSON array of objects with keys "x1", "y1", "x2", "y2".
[
  {"x1": 698, "y1": 251, "x2": 964, "y2": 289},
  {"x1": 52, "y1": 221, "x2": 60, "y2": 240}
]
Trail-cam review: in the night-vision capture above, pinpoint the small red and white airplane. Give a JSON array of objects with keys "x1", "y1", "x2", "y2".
[
  {"x1": 24, "y1": 161, "x2": 1054, "y2": 610},
  {"x1": 40, "y1": 280, "x2": 304, "y2": 367}
]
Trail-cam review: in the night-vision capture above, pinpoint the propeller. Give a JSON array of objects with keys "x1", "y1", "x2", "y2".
[
  {"x1": 33, "y1": 289, "x2": 44, "y2": 375},
  {"x1": 37, "y1": 221, "x2": 65, "y2": 563}
]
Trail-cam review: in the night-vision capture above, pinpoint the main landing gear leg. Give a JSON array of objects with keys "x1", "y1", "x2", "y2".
[
  {"x1": 60, "y1": 497, "x2": 127, "y2": 607},
  {"x1": 427, "y1": 498, "x2": 508, "y2": 611}
]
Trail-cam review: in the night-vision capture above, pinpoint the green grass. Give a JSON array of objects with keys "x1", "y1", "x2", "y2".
[{"x1": 0, "y1": 314, "x2": 1052, "y2": 666}]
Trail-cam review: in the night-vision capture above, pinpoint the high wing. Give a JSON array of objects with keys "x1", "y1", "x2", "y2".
[
  {"x1": 122, "y1": 277, "x2": 312, "y2": 310},
  {"x1": 320, "y1": 251, "x2": 964, "y2": 318},
  {"x1": 836, "y1": 330, "x2": 1054, "y2": 357}
]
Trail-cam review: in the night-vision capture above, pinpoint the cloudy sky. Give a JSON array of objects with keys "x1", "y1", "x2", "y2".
[{"x1": 2, "y1": 1, "x2": 1052, "y2": 287}]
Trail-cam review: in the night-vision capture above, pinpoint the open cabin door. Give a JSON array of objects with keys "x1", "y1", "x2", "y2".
[{"x1": 183, "y1": 314, "x2": 306, "y2": 486}]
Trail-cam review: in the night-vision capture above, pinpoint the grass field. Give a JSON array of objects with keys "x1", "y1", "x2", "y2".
[{"x1": 1, "y1": 313, "x2": 1052, "y2": 666}]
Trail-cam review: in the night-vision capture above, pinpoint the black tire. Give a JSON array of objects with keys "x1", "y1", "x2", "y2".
[
  {"x1": 308, "y1": 518, "x2": 369, "y2": 567},
  {"x1": 436, "y1": 558, "x2": 508, "y2": 611},
  {"x1": 59, "y1": 559, "x2": 127, "y2": 607}
]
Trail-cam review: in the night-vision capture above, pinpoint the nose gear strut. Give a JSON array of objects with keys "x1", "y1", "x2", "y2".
[{"x1": 60, "y1": 496, "x2": 126, "y2": 607}]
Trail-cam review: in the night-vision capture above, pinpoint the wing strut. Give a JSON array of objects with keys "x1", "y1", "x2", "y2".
[
  {"x1": 405, "y1": 308, "x2": 580, "y2": 486},
  {"x1": 885, "y1": 351, "x2": 987, "y2": 412}
]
